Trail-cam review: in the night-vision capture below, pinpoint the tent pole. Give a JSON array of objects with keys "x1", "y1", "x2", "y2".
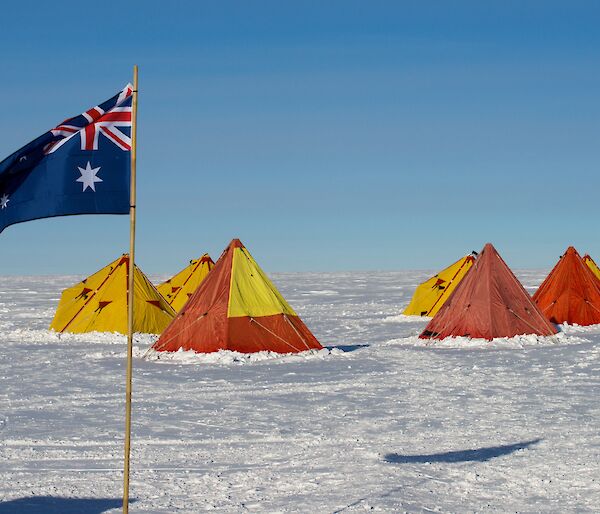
[{"x1": 123, "y1": 64, "x2": 138, "y2": 514}]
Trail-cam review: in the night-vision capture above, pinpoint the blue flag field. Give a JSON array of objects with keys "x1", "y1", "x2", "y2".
[{"x1": 0, "y1": 84, "x2": 132, "y2": 234}]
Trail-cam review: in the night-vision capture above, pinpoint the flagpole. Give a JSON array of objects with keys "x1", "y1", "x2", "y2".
[{"x1": 123, "y1": 64, "x2": 138, "y2": 514}]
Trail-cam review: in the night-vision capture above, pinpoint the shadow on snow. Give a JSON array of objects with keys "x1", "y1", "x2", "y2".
[
  {"x1": 0, "y1": 496, "x2": 135, "y2": 514},
  {"x1": 384, "y1": 438, "x2": 542, "y2": 464},
  {"x1": 326, "y1": 344, "x2": 369, "y2": 352}
]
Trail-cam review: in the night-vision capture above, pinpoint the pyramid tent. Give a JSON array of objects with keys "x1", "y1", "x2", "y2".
[
  {"x1": 403, "y1": 254, "x2": 475, "y2": 317},
  {"x1": 583, "y1": 254, "x2": 600, "y2": 282},
  {"x1": 533, "y1": 247, "x2": 600, "y2": 326},
  {"x1": 50, "y1": 254, "x2": 176, "y2": 334},
  {"x1": 420, "y1": 243, "x2": 557, "y2": 340},
  {"x1": 158, "y1": 254, "x2": 214, "y2": 312},
  {"x1": 153, "y1": 239, "x2": 323, "y2": 354}
]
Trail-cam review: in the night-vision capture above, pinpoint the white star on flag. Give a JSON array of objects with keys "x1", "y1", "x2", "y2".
[
  {"x1": 76, "y1": 162, "x2": 103, "y2": 192},
  {"x1": 0, "y1": 193, "x2": 9, "y2": 209}
]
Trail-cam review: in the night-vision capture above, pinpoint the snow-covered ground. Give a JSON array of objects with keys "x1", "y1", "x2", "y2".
[{"x1": 1, "y1": 270, "x2": 600, "y2": 513}]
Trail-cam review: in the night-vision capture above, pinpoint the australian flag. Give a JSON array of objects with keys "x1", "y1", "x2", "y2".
[{"x1": 0, "y1": 84, "x2": 133, "y2": 234}]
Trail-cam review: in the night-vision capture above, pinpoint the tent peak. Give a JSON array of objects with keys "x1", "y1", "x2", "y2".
[{"x1": 229, "y1": 239, "x2": 244, "y2": 249}]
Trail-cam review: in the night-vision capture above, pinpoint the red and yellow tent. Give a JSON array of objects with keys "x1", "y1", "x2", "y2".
[
  {"x1": 153, "y1": 239, "x2": 323, "y2": 354},
  {"x1": 157, "y1": 254, "x2": 214, "y2": 312}
]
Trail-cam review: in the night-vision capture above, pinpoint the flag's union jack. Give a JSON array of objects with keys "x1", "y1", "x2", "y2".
[{"x1": 45, "y1": 84, "x2": 133, "y2": 154}]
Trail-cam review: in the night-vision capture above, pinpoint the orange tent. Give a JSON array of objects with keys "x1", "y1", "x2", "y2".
[
  {"x1": 153, "y1": 239, "x2": 323, "y2": 354},
  {"x1": 420, "y1": 243, "x2": 557, "y2": 340},
  {"x1": 533, "y1": 247, "x2": 600, "y2": 326}
]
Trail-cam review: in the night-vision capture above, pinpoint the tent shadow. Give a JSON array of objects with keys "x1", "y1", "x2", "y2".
[
  {"x1": 0, "y1": 496, "x2": 134, "y2": 514},
  {"x1": 384, "y1": 438, "x2": 542, "y2": 464},
  {"x1": 326, "y1": 344, "x2": 369, "y2": 352}
]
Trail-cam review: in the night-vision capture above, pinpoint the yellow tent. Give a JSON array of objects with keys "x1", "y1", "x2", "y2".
[
  {"x1": 50, "y1": 254, "x2": 175, "y2": 334},
  {"x1": 403, "y1": 254, "x2": 475, "y2": 317},
  {"x1": 157, "y1": 254, "x2": 214, "y2": 312},
  {"x1": 583, "y1": 254, "x2": 600, "y2": 281}
]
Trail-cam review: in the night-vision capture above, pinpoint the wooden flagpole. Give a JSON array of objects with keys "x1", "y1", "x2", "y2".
[{"x1": 123, "y1": 64, "x2": 138, "y2": 514}]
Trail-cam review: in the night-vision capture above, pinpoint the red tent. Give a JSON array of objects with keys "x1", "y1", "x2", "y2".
[
  {"x1": 532, "y1": 247, "x2": 600, "y2": 326},
  {"x1": 420, "y1": 243, "x2": 557, "y2": 340},
  {"x1": 153, "y1": 239, "x2": 322, "y2": 354}
]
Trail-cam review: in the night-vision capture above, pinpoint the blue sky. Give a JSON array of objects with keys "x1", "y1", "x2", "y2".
[{"x1": 0, "y1": 1, "x2": 599, "y2": 274}]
